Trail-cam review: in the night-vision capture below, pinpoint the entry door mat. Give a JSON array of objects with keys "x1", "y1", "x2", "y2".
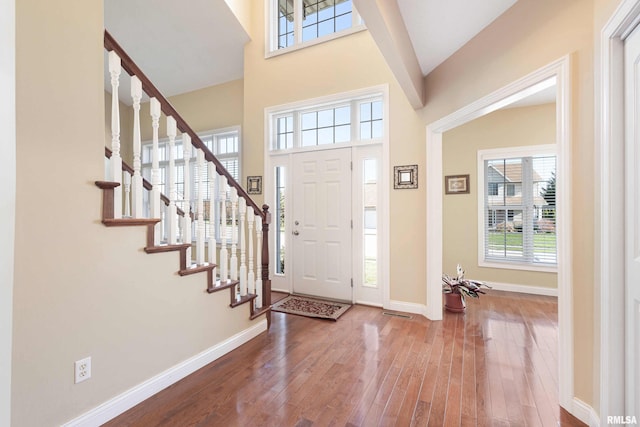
[{"x1": 271, "y1": 295, "x2": 352, "y2": 321}]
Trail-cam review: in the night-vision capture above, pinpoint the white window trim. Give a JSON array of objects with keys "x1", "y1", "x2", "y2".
[
  {"x1": 264, "y1": 0, "x2": 366, "y2": 58},
  {"x1": 141, "y1": 125, "x2": 242, "y2": 244},
  {"x1": 477, "y1": 144, "x2": 557, "y2": 273},
  {"x1": 267, "y1": 95, "x2": 384, "y2": 153}
]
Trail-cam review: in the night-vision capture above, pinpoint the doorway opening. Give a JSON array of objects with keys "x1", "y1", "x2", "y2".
[{"x1": 426, "y1": 56, "x2": 573, "y2": 410}]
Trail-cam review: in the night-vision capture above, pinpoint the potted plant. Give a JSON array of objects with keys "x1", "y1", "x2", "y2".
[{"x1": 442, "y1": 264, "x2": 491, "y2": 313}]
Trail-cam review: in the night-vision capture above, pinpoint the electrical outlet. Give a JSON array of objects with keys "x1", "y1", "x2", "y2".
[{"x1": 74, "y1": 357, "x2": 91, "y2": 384}]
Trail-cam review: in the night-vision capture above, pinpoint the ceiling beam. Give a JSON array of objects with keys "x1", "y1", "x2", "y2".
[{"x1": 354, "y1": 0, "x2": 424, "y2": 109}]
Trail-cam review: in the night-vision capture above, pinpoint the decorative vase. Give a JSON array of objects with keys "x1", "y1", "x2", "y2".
[{"x1": 444, "y1": 292, "x2": 465, "y2": 313}]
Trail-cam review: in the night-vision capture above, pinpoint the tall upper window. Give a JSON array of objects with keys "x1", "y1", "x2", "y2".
[
  {"x1": 270, "y1": 0, "x2": 362, "y2": 53},
  {"x1": 478, "y1": 146, "x2": 557, "y2": 269}
]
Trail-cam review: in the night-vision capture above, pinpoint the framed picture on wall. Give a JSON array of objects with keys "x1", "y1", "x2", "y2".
[
  {"x1": 445, "y1": 174, "x2": 470, "y2": 194},
  {"x1": 394, "y1": 165, "x2": 418, "y2": 189},
  {"x1": 247, "y1": 176, "x2": 262, "y2": 194}
]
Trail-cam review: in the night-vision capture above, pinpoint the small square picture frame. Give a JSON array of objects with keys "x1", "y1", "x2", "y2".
[
  {"x1": 394, "y1": 165, "x2": 418, "y2": 189},
  {"x1": 247, "y1": 176, "x2": 262, "y2": 195},
  {"x1": 445, "y1": 174, "x2": 470, "y2": 194}
]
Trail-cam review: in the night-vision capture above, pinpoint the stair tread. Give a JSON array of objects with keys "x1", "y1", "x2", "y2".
[
  {"x1": 145, "y1": 244, "x2": 191, "y2": 254},
  {"x1": 178, "y1": 263, "x2": 216, "y2": 276},
  {"x1": 231, "y1": 293, "x2": 257, "y2": 308},
  {"x1": 207, "y1": 279, "x2": 240, "y2": 294},
  {"x1": 250, "y1": 306, "x2": 271, "y2": 320},
  {"x1": 103, "y1": 218, "x2": 161, "y2": 227}
]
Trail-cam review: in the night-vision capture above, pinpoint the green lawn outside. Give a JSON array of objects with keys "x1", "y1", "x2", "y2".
[{"x1": 487, "y1": 232, "x2": 556, "y2": 253}]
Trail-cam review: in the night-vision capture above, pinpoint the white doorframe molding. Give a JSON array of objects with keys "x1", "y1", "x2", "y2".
[
  {"x1": 263, "y1": 85, "x2": 390, "y2": 307},
  {"x1": 598, "y1": 0, "x2": 640, "y2": 423},
  {"x1": 425, "y1": 55, "x2": 575, "y2": 412},
  {"x1": 0, "y1": 0, "x2": 16, "y2": 424}
]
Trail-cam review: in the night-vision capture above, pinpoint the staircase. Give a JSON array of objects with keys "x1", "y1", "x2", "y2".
[{"x1": 97, "y1": 30, "x2": 272, "y2": 325}]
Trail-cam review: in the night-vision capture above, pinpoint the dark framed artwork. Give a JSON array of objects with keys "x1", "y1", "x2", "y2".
[
  {"x1": 445, "y1": 174, "x2": 470, "y2": 194},
  {"x1": 247, "y1": 176, "x2": 262, "y2": 195},
  {"x1": 394, "y1": 165, "x2": 418, "y2": 189}
]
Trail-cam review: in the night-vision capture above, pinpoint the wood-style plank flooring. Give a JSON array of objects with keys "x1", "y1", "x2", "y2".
[{"x1": 104, "y1": 291, "x2": 586, "y2": 426}]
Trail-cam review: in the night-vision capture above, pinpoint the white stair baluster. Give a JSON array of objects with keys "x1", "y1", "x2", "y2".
[
  {"x1": 196, "y1": 149, "x2": 205, "y2": 265},
  {"x1": 130, "y1": 76, "x2": 143, "y2": 218},
  {"x1": 182, "y1": 134, "x2": 192, "y2": 263},
  {"x1": 255, "y1": 215, "x2": 263, "y2": 309},
  {"x1": 150, "y1": 97, "x2": 162, "y2": 244},
  {"x1": 167, "y1": 116, "x2": 178, "y2": 245},
  {"x1": 230, "y1": 188, "x2": 238, "y2": 281},
  {"x1": 108, "y1": 51, "x2": 122, "y2": 219},
  {"x1": 219, "y1": 179, "x2": 228, "y2": 282},
  {"x1": 239, "y1": 197, "x2": 247, "y2": 296},
  {"x1": 123, "y1": 171, "x2": 131, "y2": 217},
  {"x1": 247, "y1": 211, "x2": 255, "y2": 295},
  {"x1": 208, "y1": 163, "x2": 217, "y2": 279}
]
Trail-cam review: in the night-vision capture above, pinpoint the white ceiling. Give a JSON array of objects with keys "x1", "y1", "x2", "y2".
[
  {"x1": 104, "y1": 0, "x2": 519, "y2": 103},
  {"x1": 104, "y1": 0, "x2": 248, "y2": 100},
  {"x1": 397, "y1": 0, "x2": 518, "y2": 76}
]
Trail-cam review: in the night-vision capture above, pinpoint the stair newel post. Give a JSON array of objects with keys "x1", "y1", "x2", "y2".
[
  {"x1": 239, "y1": 197, "x2": 247, "y2": 296},
  {"x1": 108, "y1": 51, "x2": 122, "y2": 219},
  {"x1": 196, "y1": 149, "x2": 205, "y2": 266},
  {"x1": 167, "y1": 116, "x2": 178, "y2": 245},
  {"x1": 261, "y1": 205, "x2": 272, "y2": 309},
  {"x1": 150, "y1": 97, "x2": 162, "y2": 244},
  {"x1": 247, "y1": 210, "x2": 255, "y2": 295},
  {"x1": 219, "y1": 178, "x2": 229, "y2": 283},
  {"x1": 207, "y1": 163, "x2": 217, "y2": 277},
  {"x1": 182, "y1": 134, "x2": 192, "y2": 263},
  {"x1": 230, "y1": 188, "x2": 239, "y2": 281},
  {"x1": 123, "y1": 171, "x2": 131, "y2": 217},
  {"x1": 255, "y1": 215, "x2": 263, "y2": 309},
  {"x1": 130, "y1": 76, "x2": 144, "y2": 218}
]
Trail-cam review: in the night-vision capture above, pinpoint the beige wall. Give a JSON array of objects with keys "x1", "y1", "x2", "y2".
[
  {"x1": 421, "y1": 0, "x2": 594, "y2": 407},
  {"x1": 243, "y1": 1, "x2": 426, "y2": 303},
  {"x1": 13, "y1": 1, "x2": 259, "y2": 425},
  {"x1": 442, "y1": 103, "x2": 557, "y2": 288},
  {"x1": 139, "y1": 78, "x2": 244, "y2": 142}
]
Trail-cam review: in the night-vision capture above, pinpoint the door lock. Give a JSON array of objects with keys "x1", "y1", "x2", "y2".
[{"x1": 293, "y1": 230, "x2": 299, "y2": 236}]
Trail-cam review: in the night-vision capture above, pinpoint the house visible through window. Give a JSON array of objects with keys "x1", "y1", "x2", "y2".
[
  {"x1": 271, "y1": 0, "x2": 361, "y2": 52},
  {"x1": 479, "y1": 146, "x2": 556, "y2": 268}
]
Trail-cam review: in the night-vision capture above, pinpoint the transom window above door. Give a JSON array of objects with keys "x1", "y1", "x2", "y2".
[
  {"x1": 268, "y1": 0, "x2": 364, "y2": 55},
  {"x1": 270, "y1": 96, "x2": 384, "y2": 152}
]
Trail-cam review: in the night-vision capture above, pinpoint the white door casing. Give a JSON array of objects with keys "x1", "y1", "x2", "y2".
[
  {"x1": 292, "y1": 148, "x2": 353, "y2": 301},
  {"x1": 625, "y1": 22, "x2": 640, "y2": 418},
  {"x1": 426, "y1": 56, "x2": 573, "y2": 413}
]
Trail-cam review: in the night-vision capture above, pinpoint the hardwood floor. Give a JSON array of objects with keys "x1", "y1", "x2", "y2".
[{"x1": 104, "y1": 291, "x2": 586, "y2": 426}]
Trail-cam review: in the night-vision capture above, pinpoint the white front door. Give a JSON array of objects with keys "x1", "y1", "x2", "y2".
[
  {"x1": 625, "y1": 22, "x2": 640, "y2": 418},
  {"x1": 292, "y1": 148, "x2": 352, "y2": 301}
]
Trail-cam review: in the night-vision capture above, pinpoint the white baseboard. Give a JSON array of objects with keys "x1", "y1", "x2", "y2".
[
  {"x1": 62, "y1": 319, "x2": 268, "y2": 427},
  {"x1": 488, "y1": 281, "x2": 558, "y2": 297},
  {"x1": 386, "y1": 300, "x2": 428, "y2": 317},
  {"x1": 572, "y1": 397, "x2": 600, "y2": 426}
]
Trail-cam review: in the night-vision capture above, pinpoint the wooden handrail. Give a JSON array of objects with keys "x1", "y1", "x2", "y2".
[
  {"x1": 104, "y1": 30, "x2": 264, "y2": 219},
  {"x1": 104, "y1": 146, "x2": 187, "y2": 218}
]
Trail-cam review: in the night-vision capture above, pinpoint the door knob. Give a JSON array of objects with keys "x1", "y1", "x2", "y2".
[{"x1": 293, "y1": 230, "x2": 299, "y2": 236}]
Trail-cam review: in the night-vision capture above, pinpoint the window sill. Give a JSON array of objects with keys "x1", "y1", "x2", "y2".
[
  {"x1": 479, "y1": 259, "x2": 558, "y2": 274},
  {"x1": 265, "y1": 25, "x2": 367, "y2": 59}
]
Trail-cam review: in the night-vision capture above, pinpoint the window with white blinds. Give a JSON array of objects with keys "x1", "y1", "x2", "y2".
[
  {"x1": 141, "y1": 127, "x2": 241, "y2": 243},
  {"x1": 479, "y1": 146, "x2": 557, "y2": 268}
]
